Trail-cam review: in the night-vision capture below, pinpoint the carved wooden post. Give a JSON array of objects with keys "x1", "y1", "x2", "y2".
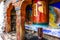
[
  {"x1": 13, "y1": 0, "x2": 25, "y2": 40},
  {"x1": 21, "y1": 0, "x2": 32, "y2": 40},
  {"x1": 6, "y1": 3, "x2": 14, "y2": 32}
]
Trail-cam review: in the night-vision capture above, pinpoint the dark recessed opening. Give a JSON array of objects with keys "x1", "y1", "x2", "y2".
[{"x1": 11, "y1": 6, "x2": 16, "y2": 31}]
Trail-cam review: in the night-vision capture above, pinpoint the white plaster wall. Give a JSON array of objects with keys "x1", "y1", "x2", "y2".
[{"x1": 0, "y1": 1, "x2": 5, "y2": 40}]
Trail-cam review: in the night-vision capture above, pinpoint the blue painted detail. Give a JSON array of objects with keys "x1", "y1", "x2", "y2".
[
  {"x1": 25, "y1": 26, "x2": 30, "y2": 29},
  {"x1": 43, "y1": 30, "x2": 51, "y2": 33},
  {"x1": 25, "y1": 25, "x2": 60, "y2": 38},
  {"x1": 59, "y1": 24, "x2": 60, "y2": 26},
  {"x1": 15, "y1": 7, "x2": 20, "y2": 11},
  {"x1": 27, "y1": 7, "x2": 32, "y2": 10},
  {"x1": 58, "y1": 32, "x2": 60, "y2": 34},
  {"x1": 16, "y1": 0, "x2": 18, "y2": 2},
  {"x1": 50, "y1": 2, "x2": 60, "y2": 9}
]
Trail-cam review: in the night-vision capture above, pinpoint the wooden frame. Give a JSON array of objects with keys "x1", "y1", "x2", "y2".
[
  {"x1": 5, "y1": 3, "x2": 15, "y2": 32},
  {"x1": 5, "y1": 0, "x2": 32, "y2": 40},
  {"x1": 20, "y1": 0, "x2": 32, "y2": 40}
]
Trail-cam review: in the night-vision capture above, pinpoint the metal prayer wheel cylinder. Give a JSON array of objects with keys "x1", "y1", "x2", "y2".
[
  {"x1": 32, "y1": 0, "x2": 49, "y2": 40},
  {"x1": 32, "y1": 0, "x2": 49, "y2": 25}
]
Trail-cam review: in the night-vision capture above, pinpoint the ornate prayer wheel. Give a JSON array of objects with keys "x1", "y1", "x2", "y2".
[
  {"x1": 32, "y1": 0, "x2": 49, "y2": 40},
  {"x1": 32, "y1": 0, "x2": 49, "y2": 28}
]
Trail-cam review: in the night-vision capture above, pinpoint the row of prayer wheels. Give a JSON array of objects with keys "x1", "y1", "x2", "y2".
[{"x1": 20, "y1": 0, "x2": 49, "y2": 40}]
